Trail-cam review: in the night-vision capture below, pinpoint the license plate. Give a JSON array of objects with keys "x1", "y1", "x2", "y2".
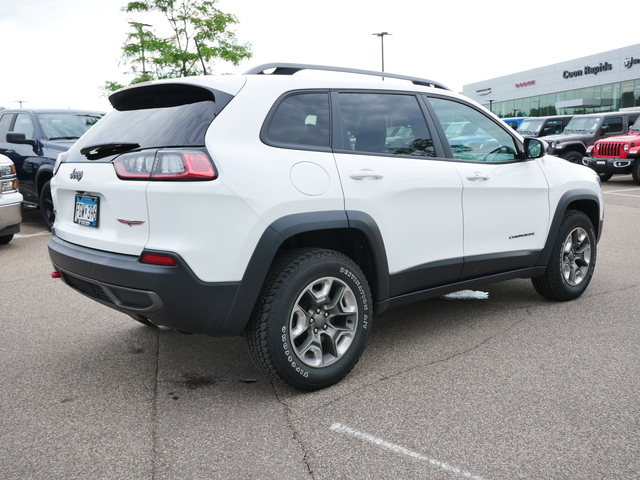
[
  {"x1": 597, "y1": 160, "x2": 606, "y2": 165},
  {"x1": 74, "y1": 195, "x2": 99, "y2": 227}
]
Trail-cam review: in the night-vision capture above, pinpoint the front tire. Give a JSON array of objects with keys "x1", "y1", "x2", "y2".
[
  {"x1": 247, "y1": 248, "x2": 372, "y2": 391},
  {"x1": 562, "y1": 151, "x2": 583, "y2": 164},
  {"x1": 632, "y1": 160, "x2": 640, "y2": 185},
  {"x1": 532, "y1": 210, "x2": 596, "y2": 301},
  {"x1": 598, "y1": 172, "x2": 613, "y2": 182},
  {"x1": 0, "y1": 234, "x2": 14, "y2": 245}
]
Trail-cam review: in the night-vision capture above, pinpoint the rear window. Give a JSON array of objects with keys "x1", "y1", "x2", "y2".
[{"x1": 67, "y1": 84, "x2": 233, "y2": 162}]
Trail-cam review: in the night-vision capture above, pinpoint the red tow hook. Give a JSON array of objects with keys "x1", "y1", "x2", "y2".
[{"x1": 51, "y1": 271, "x2": 62, "y2": 279}]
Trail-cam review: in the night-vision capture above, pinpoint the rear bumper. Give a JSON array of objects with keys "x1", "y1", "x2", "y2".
[{"x1": 48, "y1": 234, "x2": 244, "y2": 335}]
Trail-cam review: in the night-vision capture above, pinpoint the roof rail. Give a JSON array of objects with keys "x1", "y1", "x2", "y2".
[{"x1": 244, "y1": 63, "x2": 450, "y2": 91}]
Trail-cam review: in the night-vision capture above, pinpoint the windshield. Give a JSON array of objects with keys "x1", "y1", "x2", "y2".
[
  {"x1": 37, "y1": 112, "x2": 103, "y2": 140},
  {"x1": 564, "y1": 117, "x2": 600, "y2": 133},
  {"x1": 517, "y1": 118, "x2": 544, "y2": 135},
  {"x1": 630, "y1": 118, "x2": 640, "y2": 133}
]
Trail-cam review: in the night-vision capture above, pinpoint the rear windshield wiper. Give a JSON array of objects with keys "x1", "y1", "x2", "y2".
[{"x1": 80, "y1": 142, "x2": 140, "y2": 160}]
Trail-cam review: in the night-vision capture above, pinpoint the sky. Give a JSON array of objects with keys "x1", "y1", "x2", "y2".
[{"x1": 1, "y1": 0, "x2": 637, "y2": 112}]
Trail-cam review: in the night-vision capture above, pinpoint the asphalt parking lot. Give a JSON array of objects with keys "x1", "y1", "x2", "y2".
[{"x1": 1, "y1": 177, "x2": 639, "y2": 480}]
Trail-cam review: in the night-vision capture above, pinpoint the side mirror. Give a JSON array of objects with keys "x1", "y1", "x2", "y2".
[
  {"x1": 525, "y1": 137, "x2": 546, "y2": 159},
  {"x1": 600, "y1": 125, "x2": 610, "y2": 135},
  {"x1": 6, "y1": 132, "x2": 36, "y2": 146},
  {"x1": 541, "y1": 127, "x2": 550, "y2": 136}
]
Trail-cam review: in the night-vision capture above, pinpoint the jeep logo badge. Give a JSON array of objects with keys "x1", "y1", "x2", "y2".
[{"x1": 70, "y1": 169, "x2": 83, "y2": 181}]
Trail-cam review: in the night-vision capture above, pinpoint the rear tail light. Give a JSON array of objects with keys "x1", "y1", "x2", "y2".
[{"x1": 113, "y1": 149, "x2": 216, "y2": 180}]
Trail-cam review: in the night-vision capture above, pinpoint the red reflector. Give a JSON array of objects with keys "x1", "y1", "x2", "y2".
[
  {"x1": 140, "y1": 252, "x2": 177, "y2": 266},
  {"x1": 51, "y1": 271, "x2": 62, "y2": 279}
]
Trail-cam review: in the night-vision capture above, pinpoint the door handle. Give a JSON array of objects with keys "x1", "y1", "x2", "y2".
[
  {"x1": 348, "y1": 169, "x2": 385, "y2": 180},
  {"x1": 465, "y1": 172, "x2": 490, "y2": 181}
]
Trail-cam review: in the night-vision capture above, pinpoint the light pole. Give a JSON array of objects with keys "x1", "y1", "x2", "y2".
[
  {"x1": 372, "y1": 32, "x2": 391, "y2": 79},
  {"x1": 129, "y1": 22, "x2": 153, "y2": 77}
]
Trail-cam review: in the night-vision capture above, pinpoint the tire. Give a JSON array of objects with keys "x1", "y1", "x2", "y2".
[
  {"x1": 0, "y1": 234, "x2": 14, "y2": 245},
  {"x1": 532, "y1": 210, "x2": 596, "y2": 301},
  {"x1": 562, "y1": 151, "x2": 583, "y2": 164},
  {"x1": 598, "y1": 172, "x2": 613, "y2": 182},
  {"x1": 247, "y1": 248, "x2": 372, "y2": 391},
  {"x1": 632, "y1": 160, "x2": 640, "y2": 186},
  {"x1": 39, "y1": 180, "x2": 54, "y2": 231}
]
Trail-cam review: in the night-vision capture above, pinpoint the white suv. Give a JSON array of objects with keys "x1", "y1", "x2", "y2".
[{"x1": 48, "y1": 64, "x2": 604, "y2": 390}]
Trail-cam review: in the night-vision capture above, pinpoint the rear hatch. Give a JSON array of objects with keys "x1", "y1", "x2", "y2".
[{"x1": 52, "y1": 78, "x2": 244, "y2": 255}]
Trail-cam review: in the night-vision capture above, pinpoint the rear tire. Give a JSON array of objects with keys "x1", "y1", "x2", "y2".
[
  {"x1": 247, "y1": 248, "x2": 372, "y2": 390},
  {"x1": 532, "y1": 210, "x2": 596, "y2": 301},
  {"x1": 39, "y1": 180, "x2": 54, "y2": 231}
]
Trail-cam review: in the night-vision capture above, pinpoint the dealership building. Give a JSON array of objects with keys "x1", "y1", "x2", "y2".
[{"x1": 462, "y1": 43, "x2": 640, "y2": 119}]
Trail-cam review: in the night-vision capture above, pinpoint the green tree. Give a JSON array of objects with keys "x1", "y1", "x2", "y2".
[{"x1": 104, "y1": 0, "x2": 252, "y2": 93}]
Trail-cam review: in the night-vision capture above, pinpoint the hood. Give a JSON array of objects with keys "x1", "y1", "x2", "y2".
[
  {"x1": 42, "y1": 139, "x2": 77, "y2": 156},
  {"x1": 597, "y1": 132, "x2": 640, "y2": 144},
  {"x1": 542, "y1": 132, "x2": 592, "y2": 143}
]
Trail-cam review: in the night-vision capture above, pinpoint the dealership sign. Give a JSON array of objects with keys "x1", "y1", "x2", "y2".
[
  {"x1": 563, "y1": 62, "x2": 613, "y2": 79},
  {"x1": 624, "y1": 57, "x2": 640, "y2": 68},
  {"x1": 515, "y1": 80, "x2": 535, "y2": 88}
]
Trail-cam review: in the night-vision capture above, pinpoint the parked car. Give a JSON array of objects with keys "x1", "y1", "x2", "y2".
[
  {"x1": 584, "y1": 116, "x2": 640, "y2": 182},
  {"x1": 48, "y1": 63, "x2": 604, "y2": 391},
  {"x1": 517, "y1": 115, "x2": 574, "y2": 137},
  {"x1": 542, "y1": 112, "x2": 640, "y2": 164},
  {"x1": 0, "y1": 153, "x2": 22, "y2": 244},
  {"x1": 503, "y1": 116, "x2": 527, "y2": 130},
  {"x1": 0, "y1": 109, "x2": 103, "y2": 229}
]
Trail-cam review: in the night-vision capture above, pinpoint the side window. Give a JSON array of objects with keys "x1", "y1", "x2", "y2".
[
  {"x1": 604, "y1": 117, "x2": 622, "y2": 134},
  {"x1": 14, "y1": 113, "x2": 35, "y2": 140},
  {"x1": 265, "y1": 92, "x2": 330, "y2": 148},
  {"x1": 0, "y1": 114, "x2": 14, "y2": 141},
  {"x1": 547, "y1": 119, "x2": 563, "y2": 135},
  {"x1": 428, "y1": 97, "x2": 518, "y2": 163},
  {"x1": 338, "y1": 93, "x2": 435, "y2": 157}
]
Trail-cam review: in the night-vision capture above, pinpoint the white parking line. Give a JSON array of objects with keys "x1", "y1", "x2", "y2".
[
  {"x1": 603, "y1": 187, "x2": 640, "y2": 197},
  {"x1": 330, "y1": 423, "x2": 487, "y2": 480},
  {"x1": 15, "y1": 231, "x2": 51, "y2": 238}
]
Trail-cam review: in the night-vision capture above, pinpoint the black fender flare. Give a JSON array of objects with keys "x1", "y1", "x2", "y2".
[
  {"x1": 218, "y1": 210, "x2": 390, "y2": 335},
  {"x1": 537, "y1": 190, "x2": 602, "y2": 268}
]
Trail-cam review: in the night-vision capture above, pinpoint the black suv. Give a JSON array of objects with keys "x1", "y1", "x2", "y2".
[
  {"x1": 542, "y1": 112, "x2": 640, "y2": 164},
  {"x1": 0, "y1": 109, "x2": 103, "y2": 228}
]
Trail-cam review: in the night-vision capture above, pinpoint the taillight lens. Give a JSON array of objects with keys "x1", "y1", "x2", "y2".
[
  {"x1": 140, "y1": 252, "x2": 177, "y2": 266},
  {"x1": 113, "y1": 149, "x2": 216, "y2": 181}
]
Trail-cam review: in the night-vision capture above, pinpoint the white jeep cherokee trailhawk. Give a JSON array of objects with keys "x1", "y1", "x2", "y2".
[{"x1": 49, "y1": 64, "x2": 604, "y2": 390}]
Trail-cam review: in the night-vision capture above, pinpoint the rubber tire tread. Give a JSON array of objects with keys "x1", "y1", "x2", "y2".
[
  {"x1": 632, "y1": 160, "x2": 640, "y2": 185},
  {"x1": 246, "y1": 248, "x2": 371, "y2": 390},
  {"x1": 532, "y1": 210, "x2": 596, "y2": 301}
]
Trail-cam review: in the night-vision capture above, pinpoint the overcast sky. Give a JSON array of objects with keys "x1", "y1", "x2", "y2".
[{"x1": 1, "y1": 0, "x2": 636, "y2": 112}]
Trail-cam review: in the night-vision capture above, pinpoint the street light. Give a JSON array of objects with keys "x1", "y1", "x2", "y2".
[{"x1": 372, "y1": 32, "x2": 391, "y2": 80}]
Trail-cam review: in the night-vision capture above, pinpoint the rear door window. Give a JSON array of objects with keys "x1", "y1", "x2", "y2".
[{"x1": 337, "y1": 93, "x2": 436, "y2": 157}]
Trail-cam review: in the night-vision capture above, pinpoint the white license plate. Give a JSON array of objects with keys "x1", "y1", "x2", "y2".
[
  {"x1": 597, "y1": 160, "x2": 606, "y2": 165},
  {"x1": 74, "y1": 195, "x2": 99, "y2": 227}
]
